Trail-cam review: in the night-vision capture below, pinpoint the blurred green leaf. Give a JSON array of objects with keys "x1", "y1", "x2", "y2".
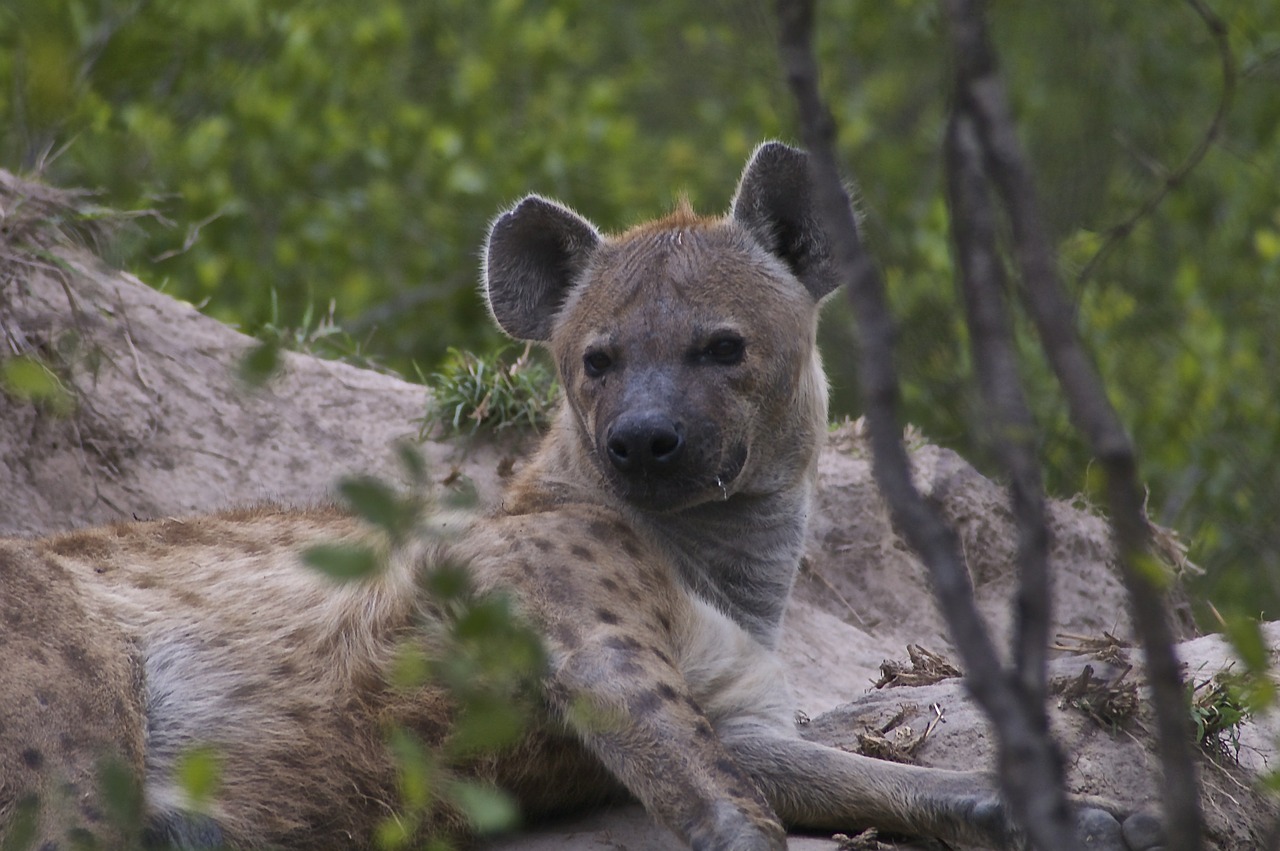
[
  {"x1": 449, "y1": 694, "x2": 525, "y2": 755},
  {"x1": 96, "y1": 755, "x2": 142, "y2": 836},
  {"x1": 238, "y1": 339, "x2": 281, "y2": 388},
  {"x1": 446, "y1": 780, "x2": 519, "y2": 835},
  {"x1": 1223, "y1": 615, "x2": 1270, "y2": 675},
  {"x1": 338, "y1": 475, "x2": 411, "y2": 538},
  {"x1": 1, "y1": 355, "x2": 75, "y2": 415},
  {"x1": 0, "y1": 795, "x2": 38, "y2": 851},
  {"x1": 303, "y1": 542, "x2": 382, "y2": 582},
  {"x1": 175, "y1": 746, "x2": 222, "y2": 809}
]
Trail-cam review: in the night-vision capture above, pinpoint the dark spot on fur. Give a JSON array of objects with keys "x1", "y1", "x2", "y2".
[
  {"x1": 652, "y1": 648, "x2": 673, "y2": 666},
  {"x1": 655, "y1": 683, "x2": 679, "y2": 703},
  {"x1": 531, "y1": 537, "x2": 553, "y2": 552},
  {"x1": 627, "y1": 689, "x2": 663, "y2": 717},
  {"x1": 694, "y1": 720, "x2": 715, "y2": 740},
  {"x1": 621, "y1": 537, "x2": 642, "y2": 559},
  {"x1": 520, "y1": 560, "x2": 534, "y2": 575},
  {"x1": 284, "y1": 707, "x2": 314, "y2": 724},
  {"x1": 596, "y1": 608, "x2": 620, "y2": 625},
  {"x1": 273, "y1": 661, "x2": 298, "y2": 678},
  {"x1": 715, "y1": 757, "x2": 746, "y2": 781},
  {"x1": 569, "y1": 544, "x2": 594, "y2": 561},
  {"x1": 625, "y1": 587, "x2": 641, "y2": 603},
  {"x1": 553, "y1": 623, "x2": 582, "y2": 650},
  {"x1": 603, "y1": 635, "x2": 642, "y2": 652},
  {"x1": 599, "y1": 576, "x2": 620, "y2": 592},
  {"x1": 21, "y1": 748, "x2": 42, "y2": 769},
  {"x1": 230, "y1": 682, "x2": 264, "y2": 700},
  {"x1": 615, "y1": 657, "x2": 644, "y2": 676},
  {"x1": 657, "y1": 613, "x2": 672, "y2": 632},
  {"x1": 586, "y1": 520, "x2": 614, "y2": 542},
  {"x1": 60, "y1": 644, "x2": 93, "y2": 676}
]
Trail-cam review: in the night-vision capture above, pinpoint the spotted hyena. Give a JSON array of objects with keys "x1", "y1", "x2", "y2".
[{"x1": 1, "y1": 143, "x2": 1159, "y2": 850}]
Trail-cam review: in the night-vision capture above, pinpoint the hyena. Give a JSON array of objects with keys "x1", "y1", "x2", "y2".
[{"x1": 1, "y1": 143, "x2": 1160, "y2": 850}]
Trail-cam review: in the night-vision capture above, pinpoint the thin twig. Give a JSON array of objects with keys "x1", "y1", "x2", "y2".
[{"x1": 942, "y1": 0, "x2": 1205, "y2": 847}]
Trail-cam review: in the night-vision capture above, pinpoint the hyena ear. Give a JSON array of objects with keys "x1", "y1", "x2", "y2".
[
  {"x1": 730, "y1": 141, "x2": 841, "y2": 300},
  {"x1": 483, "y1": 195, "x2": 602, "y2": 341}
]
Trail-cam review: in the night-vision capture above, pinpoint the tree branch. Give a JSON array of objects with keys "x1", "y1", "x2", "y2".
[
  {"x1": 944, "y1": 109, "x2": 1053, "y2": 718},
  {"x1": 775, "y1": 2, "x2": 1076, "y2": 848},
  {"x1": 941, "y1": 1, "x2": 1205, "y2": 848}
]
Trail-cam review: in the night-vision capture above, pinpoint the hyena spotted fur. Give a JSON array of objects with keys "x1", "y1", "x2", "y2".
[{"x1": 1, "y1": 143, "x2": 1161, "y2": 850}]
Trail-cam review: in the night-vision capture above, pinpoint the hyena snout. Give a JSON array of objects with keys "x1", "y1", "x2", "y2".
[{"x1": 605, "y1": 410, "x2": 685, "y2": 473}]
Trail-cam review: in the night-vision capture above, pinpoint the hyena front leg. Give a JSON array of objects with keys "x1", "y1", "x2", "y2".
[
  {"x1": 721, "y1": 727, "x2": 1162, "y2": 851},
  {"x1": 542, "y1": 642, "x2": 787, "y2": 851}
]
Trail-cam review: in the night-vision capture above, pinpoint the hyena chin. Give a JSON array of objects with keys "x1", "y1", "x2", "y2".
[{"x1": 1, "y1": 142, "x2": 1159, "y2": 851}]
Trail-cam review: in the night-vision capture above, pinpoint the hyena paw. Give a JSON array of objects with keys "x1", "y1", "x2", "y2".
[
  {"x1": 967, "y1": 796, "x2": 1163, "y2": 850},
  {"x1": 1072, "y1": 805, "x2": 1164, "y2": 850},
  {"x1": 688, "y1": 799, "x2": 787, "y2": 851}
]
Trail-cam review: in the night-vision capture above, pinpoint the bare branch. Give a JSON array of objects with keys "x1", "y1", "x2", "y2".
[
  {"x1": 775, "y1": 2, "x2": 1077, "y2": 848},
  {"x1": 942, "y1": 0, "x2": 1205, "y2": 848},
  {"x1": 944, "y1": 110, "x2": 1052, "y2": 711}
]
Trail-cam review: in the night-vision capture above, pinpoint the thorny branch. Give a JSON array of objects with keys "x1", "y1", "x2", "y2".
[
  {"x1": 943, "y1": 0, "x2": 1204, "y2": 848},
  {"x1": 775, "y1": 1, "x2": 1077, "y2": 849}
]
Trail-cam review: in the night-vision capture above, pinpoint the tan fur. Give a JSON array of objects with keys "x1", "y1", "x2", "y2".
[{"x1": 1, "y1": 144, "x2": 1151, "y2": 851}]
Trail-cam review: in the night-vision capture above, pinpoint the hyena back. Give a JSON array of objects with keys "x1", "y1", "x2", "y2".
[{"x1": 1, "y1": 143, "x2": 1158, "y2": 851}]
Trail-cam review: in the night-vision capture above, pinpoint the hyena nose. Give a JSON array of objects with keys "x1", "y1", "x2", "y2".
[{"x1": 606, "y1": 412, "x2": 685, "y2": 472}]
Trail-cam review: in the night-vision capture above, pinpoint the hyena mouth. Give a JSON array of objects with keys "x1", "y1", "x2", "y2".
[{"x1": 609, "y1": 441, "x2": 749, "y2": 512}]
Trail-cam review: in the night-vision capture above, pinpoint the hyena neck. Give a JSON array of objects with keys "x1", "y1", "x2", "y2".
[
  {"x1": 644, "y1": 487, "x2": 811, "y2": 648},
  {"x1": 513, "y1": 421, "x2": 814, "y2": 647}
]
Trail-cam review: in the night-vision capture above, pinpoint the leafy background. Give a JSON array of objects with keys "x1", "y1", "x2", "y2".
[{"x1": 2, "y1": 0, "x2": 1278, "y2": 619}]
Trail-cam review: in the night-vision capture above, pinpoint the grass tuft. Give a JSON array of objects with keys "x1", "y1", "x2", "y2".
[{"x1": 420, "y1": 344, "x2": 557, "y2": 437}]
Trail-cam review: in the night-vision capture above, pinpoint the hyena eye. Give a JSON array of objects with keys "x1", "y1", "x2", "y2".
[
  {"x1": 583, "y1": 349, "x2": 613, "y2": 377},
  {"x1": 703, "y1": 334, "x2": 745, "y2": 366}
]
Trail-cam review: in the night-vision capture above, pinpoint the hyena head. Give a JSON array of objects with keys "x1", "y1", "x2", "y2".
[{"x1": 483, "y1": 142, "x2": 842, "y2": 511}]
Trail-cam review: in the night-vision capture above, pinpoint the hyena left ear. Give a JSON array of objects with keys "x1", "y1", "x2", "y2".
[
  {"x1": 730, "y1": 141, "x2": 842, "y2": 300},
  {"x1": 484, "y1": 195, "x2": 602, "y2": 341}
]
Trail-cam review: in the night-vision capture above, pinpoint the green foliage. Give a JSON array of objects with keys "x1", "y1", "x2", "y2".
[
  {"x1": 422, "y1": 346, "x2": 557, "y2": 437},
  {"x1": 1, "y1": 1, "x2": 1278, "y2": 620},
  {"x1": 1187, "y1": 669, "x2": 1263, "y2": 764},
  {"x1": 307, "y1": 446, "x2": 545, "y2": 847}
]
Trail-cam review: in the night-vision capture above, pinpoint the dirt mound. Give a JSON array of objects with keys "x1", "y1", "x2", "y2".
[{"x1": 1, "y1": 173, "x2": 1274, "y2": 848}]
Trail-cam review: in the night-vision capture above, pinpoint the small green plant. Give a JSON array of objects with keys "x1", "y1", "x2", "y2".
[
  {"x1": 1188, "y1": 669, "x2": 1259, "y2": 764},
  {"x1": 240, "y1": 292, "x2": 385, "y2": 387},
  {"x1": 420, "y1": 345, "x2": 557, "y2": 437}
]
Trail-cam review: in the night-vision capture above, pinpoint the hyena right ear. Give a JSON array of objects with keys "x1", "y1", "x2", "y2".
[
  {"x1": 483, "y1": 195, "x2": 601, "y2": 342},
  {"x1": 730, "y1": 141, "x2": 842, "y2": 301}
]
